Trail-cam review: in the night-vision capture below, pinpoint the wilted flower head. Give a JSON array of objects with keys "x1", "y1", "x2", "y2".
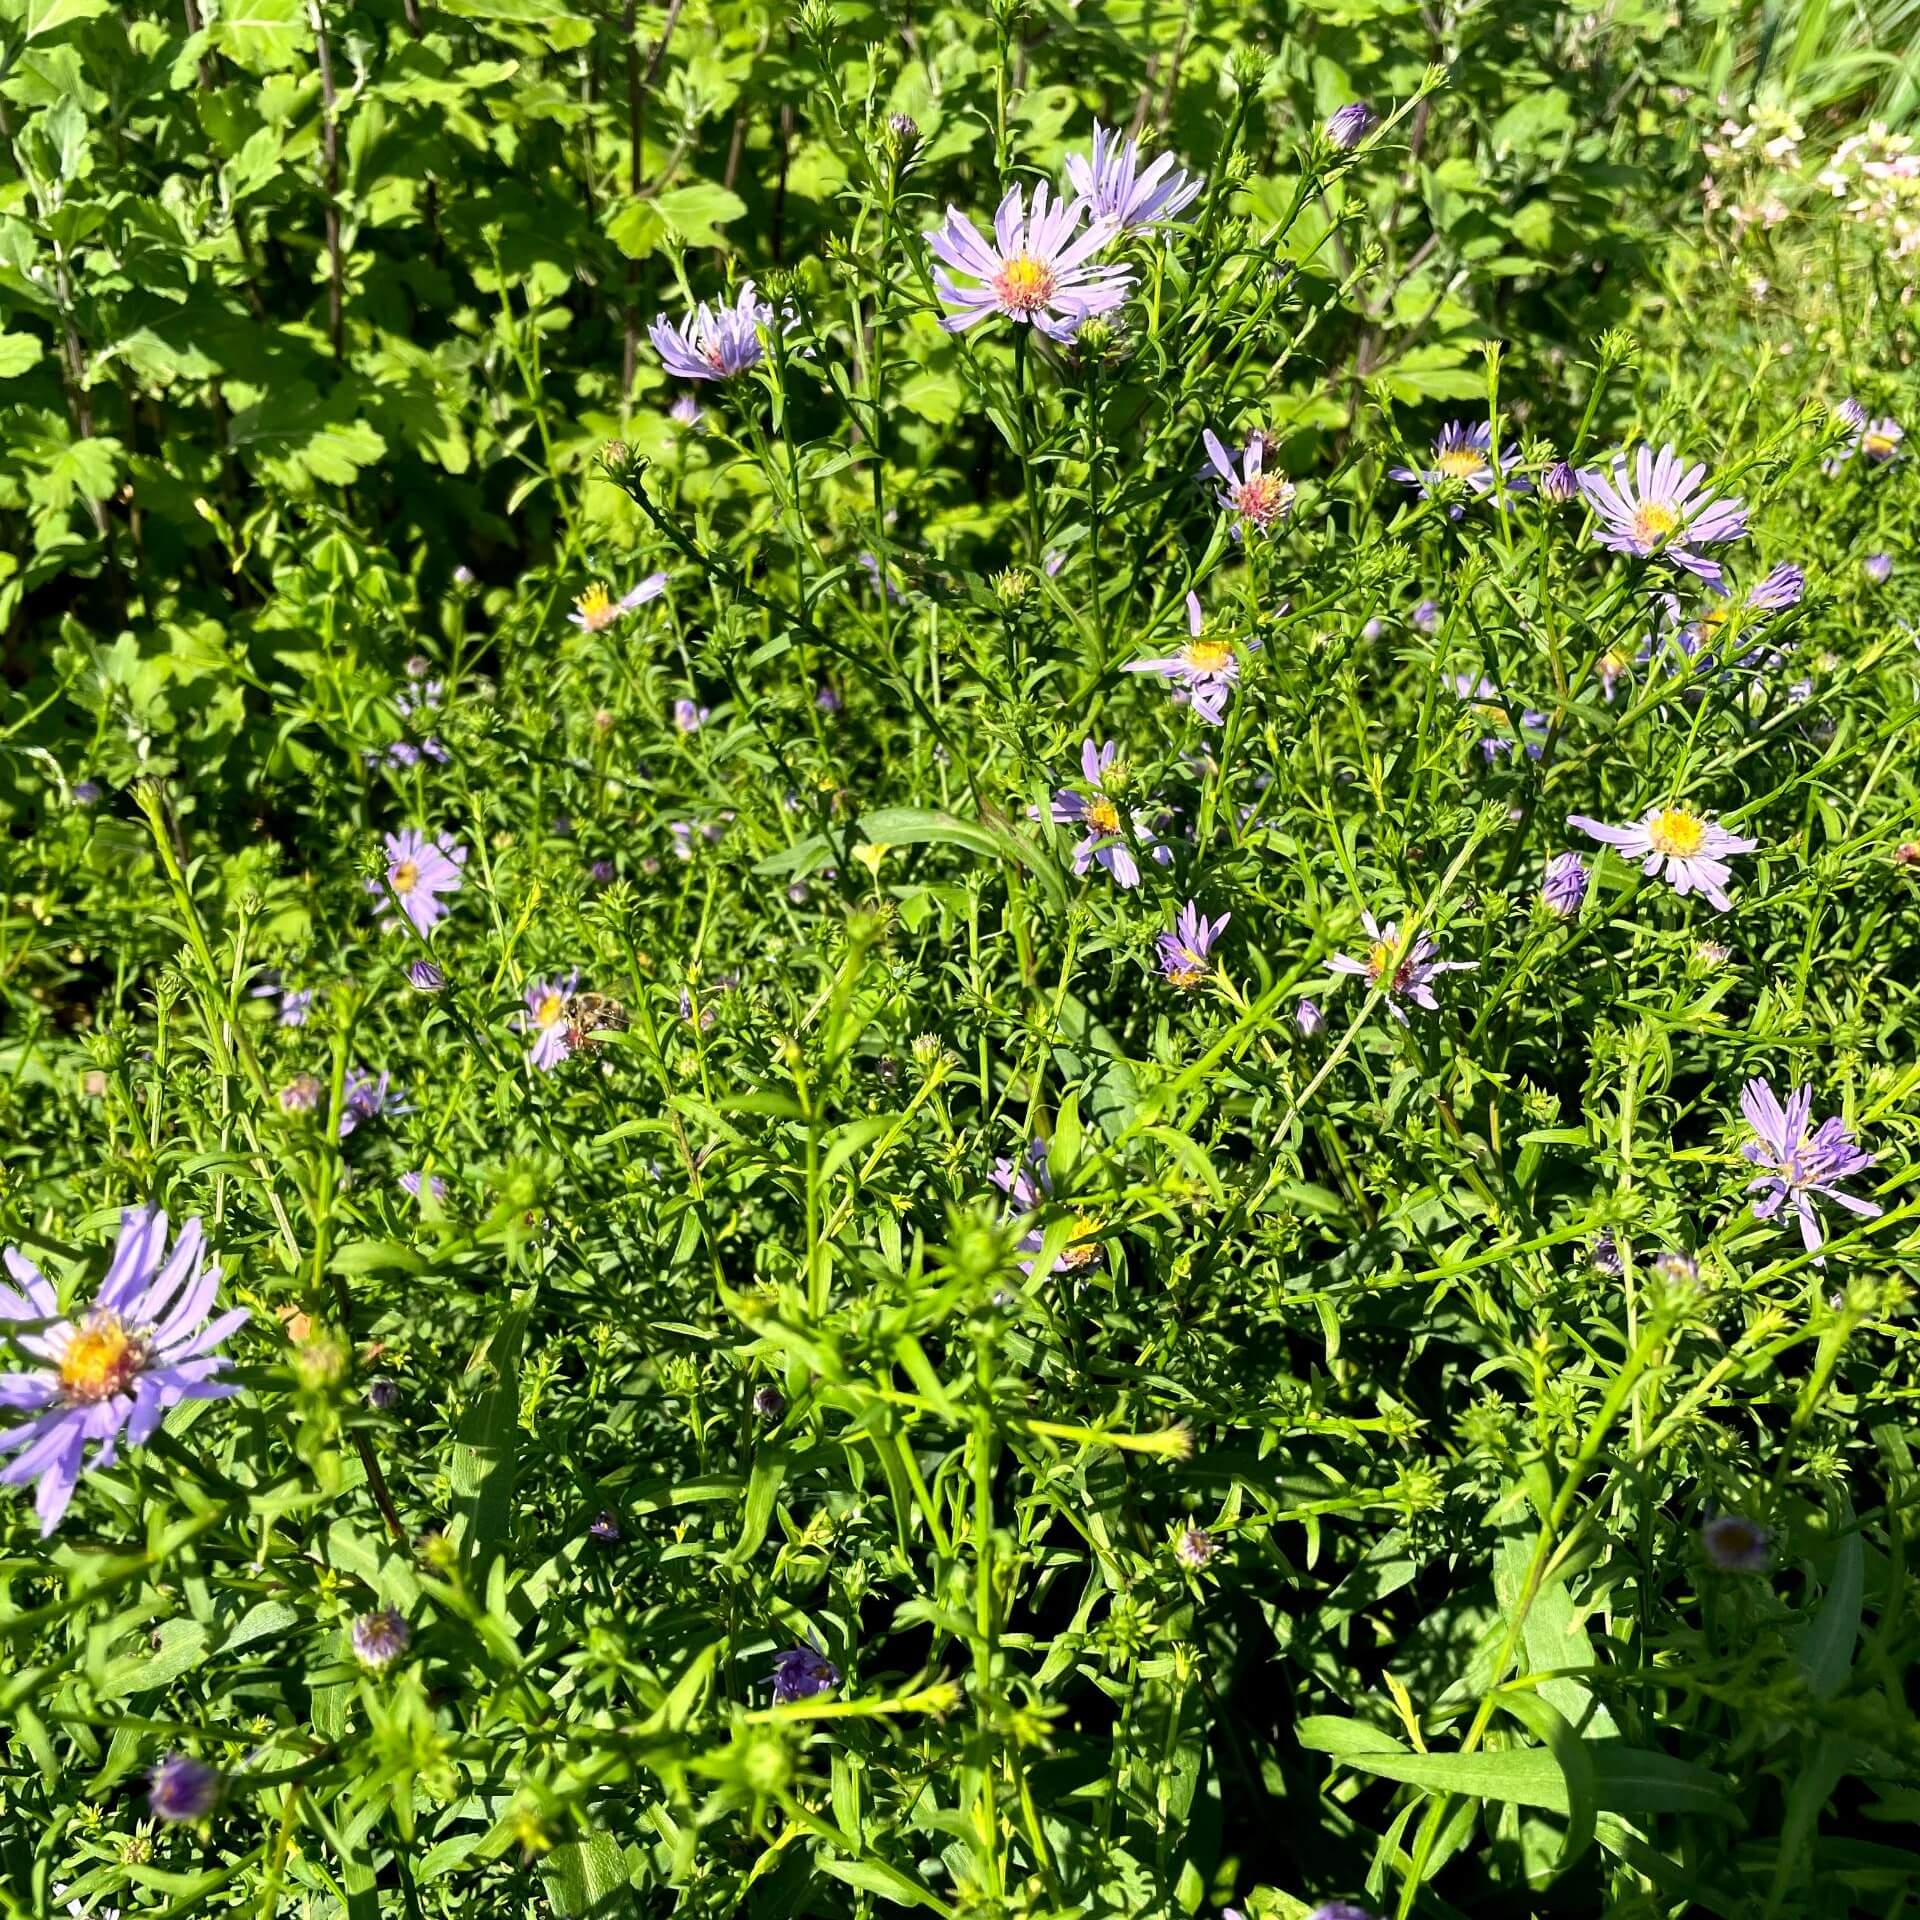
[
  {"x1": 0, "y1": 1209, "x2": 247, "y2": 1534},
  {"x1": 1157, "y1": 900, "x2": 1230, "y2": 986},
  {"x1": 1203, "y1": 428, "x2": 1294, "y2": 534},
  {"x1": 72, "y1": 778, "x2": 104, "y2": 806},
  {"x1": 1065, "y1": 120, "x2": 1202, "y2": 232},
  {"x1": 650, "y1": 281, "x2": 776, "y2": 381},
  {"x1": 1327, "y1": 913, "x2": 1474, "y2": 1022},
  {"x1": 770, "y1": 1643, "x2": 840, "y2": 1704},
  {"x1": 1578, "y1": 444, "x2": 1748, "y2": 587},
  {"x1": 367, "y1": 1376, "x2": 400, "y2": 1411},
  {"x1": 1325, "y1": 102, "x2": 1376, "y2": 150},
  {"x1": 407, "y1": 959, "x2": 445, "y2": 993},
  {"x1": 1541, "y1": 850, "x2": 1590, "y2": 917},
  {"x1": 1567, "y1": 805, "x2": 1756, "y2": 911},
  {"x1": 148, "y1": 1754, "x2": 220, "y2": 1824},
  {"x1": 926, "y1": 182, "x2": 1132, "y2": 341},
  {"x1": 280, "y1": 1072, "x2": 324, "y2": 1113},
  {"x1": 1740, "y1": 1077, "x2": 1881, "y2": 1252},
  {"x1": 375, "y1": 829, "x2": 465, "y2": 936},
  {"x1": 351, "y1": 1608, "x2": 412, "y2": 1670},
  {"x1": 1702, "y1": 1512, "x2": 1769, "y2": 1572},
  {"x1": 571, "y1": 573, "x2": 667, "y2": 633},
  {"x1": 1173, "y1": 1525, "x2": 1216, "y2": 1568},
  {"x1": 754, "y1": 1384, "x2": 787, "y2": 1420}
]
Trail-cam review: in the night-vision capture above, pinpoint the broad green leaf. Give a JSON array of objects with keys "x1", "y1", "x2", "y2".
[
  {"x1": 1797, "y1": 1529, "x2": 1864, "y2": 1700},
  {"x1": 655, "y1": 183, "x2": 748, "y2": 249},
  {"x1": 0, "y1": 332, "x2": 45, "y2": 377}
]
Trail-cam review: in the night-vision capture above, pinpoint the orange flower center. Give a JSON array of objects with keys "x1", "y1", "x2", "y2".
[
  {"x1": 1061, "y1": 1215, "x2": 1104, "y2": 1267},
  {"x1": 1647, "y1": 807, "x2": 1706, "y2": 858},
  {"x1": 1166, "y1": 963, "x2": 1206, "y2": 989},
  {"x1": 58, "y1": 1313, "x2": 146, "y2": 1404},
  {"x1": 994, "y1": 254, "x2": 1057, "y2": 314},
  {"x1": 1085, "y1": 797, "x2": 1122, "y2": 834}
]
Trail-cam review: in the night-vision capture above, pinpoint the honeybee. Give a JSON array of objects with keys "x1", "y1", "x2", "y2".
[{"x1": 563, "y1": 992, "x2": 629, "y2": 1053}]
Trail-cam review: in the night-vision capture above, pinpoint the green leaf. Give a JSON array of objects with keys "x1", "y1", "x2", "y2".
[
  {"x1": 449, "y1": 1292, "x2": 533, "y2": 1560},
  {"x1": 21, "y1": 0, "x2": 107, "y2": 39},
  {"x1": 1797, "y1": 1529, "x2": 1864, "y2": 1700},
  {"x1": 723, "y1": 1447, "x2": 788, "y2": 1567},
  {"x1": 0, "y1": 332, "x2": 46, "y2": 378},
  {"x1": 655, "y1": 183, "x2": 748, "y2": 249},
  {"x1": 539, "y1": 1834, "x2": 633, "y2": 1917},
  {"x1": 606, "y1": 201, "x2": 667, "y2": 260},
  {"x1": 817, "y1": 1857, "x2": 948, "y2": 1912}
]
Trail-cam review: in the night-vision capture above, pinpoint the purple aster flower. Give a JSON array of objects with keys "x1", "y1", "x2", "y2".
[
  {"x1": 351, "y1": 1608, "x2": 411, "y2": 1670},
  {"x1": 649, "y1": 281, "x2": 776, "y2": 381},
  {"x1": 1326, "y1": 912, "x2": 1474, "y2": 1023},
  {"x1": 1411, "y1": 598, "x2": 1442, "y2": 634},
  {"x1": 1295, "y1": 997, "x2": 1324, "y2": 1035},
  {"x1": 1125, "y1": 591, "x2": 1239, "y2": 724},
  {"x1": 516, "y1": 971, "x2": 581, "y2": 1072},
  {"x1": 1577, "y1": 444, "x2": 1749, "y2": 587},
  {"x1": 926, "y1": 182, "x2": 1132, "y2": 341},
  {"x1": 1541, "y1": 460, "x2": 1580, "y2": 503},
  {"x1": 1173, "y1": 1525, "x2": 1216, "y2": 1568},
  {"x1": 1064, "y1": 121, "x2": 1202, "y2": 232},
  {"x1": 72, "y1": 778, "x2": 103, "y2": 807},
  {"x1": 1739, "y1": 1077, "x2": 1881, "y2": 1253},
  {"x1": 399, "y1": 1170, "x2": 447, "y2": 1205},
  {"x1": 1391, "y1": 420, "x2": 1521, "y2": 513},
  {"x1": 588, "y1": 858, "x2": 616, "y2": 884},
  {"x1": 673, "y1": 698, "x2": 710, "y2": 733},
  {"x1": 0, "y1": 1209, "x2": 247, "y2": 1535},
  {"x1": 1866, "y1": 552, "x2": 1893, "y2": 583},
  {"x1": 375, "y1": 829, "x2": 465, "y2": 936},
  {"x1": 1566, "y1": 805, "x2": 1756, "y2": 911},
  {"x1": 857, "y1": 551, "x2": 903, "y2": 602},
  {"x1": 421, "y1": 736, "x2": 449, "y2": 764},
  {"x1": 1157, "y1": 900, "x2": 1230, "y2": 987},
  {"x1": 1307, "y1": 1906, "x2": 1379, "y2": 1920},
  {"x1": 407, "y1": 959, "x2": 445, "y2": 994},
  {"x1": 1045, "y1": 739, "x2": 1172, "y2": 888},
  {"x1": 340, "y1": 1067, "x2": 407, "y2": 1138},
  {"x1": 1702, "y1": 1512, "x2": 1769, "y2": 1572},
  {"x1": 669, "y1": 392, "x2": 704, "y2": 432},
  {"x1": 570, "y1": 573, "x2": 667, "y2": 634},
  {"x1": 386, "y1": 741, "x2": 422, "y2": 769},
  {"x1": 1325, "y1": 103, "x2": 1376, "y2": 150},
  {"x1": 589, "y1": 1508, "x2": 621, "y2": 1543},
  {"x1": 277, "y1": 988, "x2": 314, "y2": 1026},
  {"x1": 1829, "y1": 401, "x2": 1903, "y2": 468},
  {"x1": 815, "y1": 683, "x2": 843, "y2": 713},
  {"x1": 992, "y1": 1138, "x2": 1051, "y2": 1213},
  {"x1": 1541, "y1": 851, "x2": 1589, "y2": 917},
  {"x1": 1202, "y1": 428, "x2": 1294, "y2": 534},
  {"x1": 770, "y1": 1643, "x2": 840, "y2": 1704},
  {"x1": 148, "y1": 1754, "x2": 220, "y2": 1823},
  {"x1": 367, "y1": 1376, "x2": 400, "y2": 1411}
]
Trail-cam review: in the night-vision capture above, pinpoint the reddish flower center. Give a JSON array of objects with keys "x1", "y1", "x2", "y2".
[
  {"x1": 994, "y1": 253, "x2": 1057, "y2": 314},
  {"x1": 1233, "y1": 474, "x2": 1292, "y2": 526},
  {"x1": 58, "y1": 1313, "x2": 146, "y2": 1403}
]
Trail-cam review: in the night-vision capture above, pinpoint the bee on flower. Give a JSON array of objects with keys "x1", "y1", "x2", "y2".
[
  {"x1": 1202, "y1": 429, "x2": 1294, "y2": 535},
  {"x1": 1326, "y1": 912, "x2": 1474, "y2": 1022},
  {"x1": 925, "y1": 182, "x2": 1132, "y2": 341},
  {"x1": 990, "y1": 1139, "x2": 1104, "y2": 1274},
  {"x1": 569, "y1": 573, "x2": 667, "y2": 634},
  {"x1": 1566, "y1": 804, "x2": 1756, "y2": 911}
]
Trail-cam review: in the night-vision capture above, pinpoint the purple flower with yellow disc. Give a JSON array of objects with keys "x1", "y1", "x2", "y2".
[
  {"x1": 1578, "y1": 444, "x2": 1748, "y2": 587},
  {"x1": 1567, "y1": 805, "x2": 1755, "y2": 911},
  {"x1": 925, "y1": 183, "x2": 1132, "y2": 341},
  {"x1": 770, "y1": 1643, "x2": 839, "y2": 1704},
  {"x1": 1202, "y1": 429, "x2": 1294, "y2": 535},
  {"x1": 1065, "y1": 121, "x2": 1201, "y2": 232},
  {"x1": 0, "y1": 1209, "x2": 246, "y2": 1535},
  {"x1": 1391, "y1": 420, "x2": 1520, "y2": 513},
  {"x1": 570, "y1": 573, "x2": 667, "y2": 634},
  {"x1": 375, "y1": 829, "x2": 465, "y2": 936},
  {"x1": 516, "y1": 972, "x2": 582, "y2": 1073},
  {"x1": 1326, "y1": 912, "x2": 1474, "y2": 1023},
  {"x1": 1124, "y1": 592, "x2": 1239, "y2": 724},
  {"x1": 1045, "y1": 739, "x2": 1172, "y2": 889},
  {"x1": 649, "y1": 282, "x2": 775, "y2": 382},
  {"x1": 1157, "y1": 901, "x2": 1230, "y2": 986}
]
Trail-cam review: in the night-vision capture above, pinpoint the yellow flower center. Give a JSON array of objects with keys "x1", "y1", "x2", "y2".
[
  {"x1": 1085, "y1": 797, "x2": 1122, "y2": 834},
  {"x1": 391, "y1": 860, "x2": 419, "y2": 896},
  {"x1": 58, "y1": 1313, "x2": 146, "y2": 1404},
  {"x1": 1647, "y1": 807, "x2": 1706, "y2": 858},
  {"x1": 1166, "y1": 963, "x2": 1207, "y2": 989},
  {"x1": 1598, "y1": 647, "x2": 1632, "y2": 682},
  {"x1": 1183, "y1": 639, "x2": 1234, "y2": 675},
  {"x1": 994, "y1": 253, "x2": 1057, "y2": 314},
  {"x1": 1234, "y1": 473, "x2": 1293, "y2": 526},
  {"x1": 1632, "y1": 501, "x2": 1680, "y2": 546},
  {"x1": 1864, "y1": 430, "x2": 1897, "y2": 458},
  {"x1": 574, "y1": 584, "x2": 616, "y2": 631},
  {"x1": 1061, "y1": 1215, "x2": 1104, "y2": 1268},
  {"x1": 1435, "y1": 447, "x2": 1487, "y2": 479},
  {"x1": 534, "y1": 992, "x2": 566, "y2": 1028},
  {"x1": 1365, "y1": 939, "x2": 1398, "y2": 986}
]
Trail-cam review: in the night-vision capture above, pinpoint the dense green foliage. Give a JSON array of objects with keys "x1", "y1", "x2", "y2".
[{"x1": 3, "y1": 0, "x2": 1919, "y2": 1916}]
